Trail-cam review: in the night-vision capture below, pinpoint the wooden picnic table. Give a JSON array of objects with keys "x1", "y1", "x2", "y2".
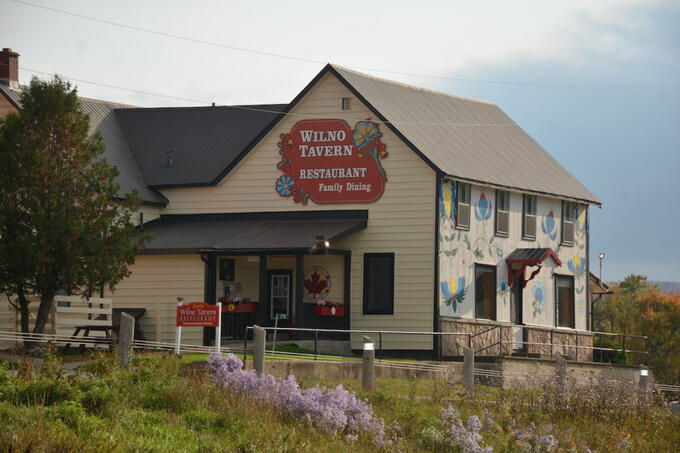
[{"x1": 65, "y1": 325, "x2": 119, "y2": 352}]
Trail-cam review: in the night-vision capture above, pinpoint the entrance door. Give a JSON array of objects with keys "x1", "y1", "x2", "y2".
[
  {"x1": 510, "y1": 278, "x2": 525, "y2": 351},
  {"x1": 267, "y1": 270, "x2": 292, "y2": 324}
]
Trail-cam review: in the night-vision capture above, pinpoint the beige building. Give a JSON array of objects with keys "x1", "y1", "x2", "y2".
[{"x1": 0, "y1": 48, "x2": 601, "y2": 355}]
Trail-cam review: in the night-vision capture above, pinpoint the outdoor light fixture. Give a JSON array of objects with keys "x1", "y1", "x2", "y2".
[
  {"x1": 598, "y1": 252, "x2": 606, "y2": 283},
  {"x1": 316, "y1": 235, "x2": 330, "y2": 249}
]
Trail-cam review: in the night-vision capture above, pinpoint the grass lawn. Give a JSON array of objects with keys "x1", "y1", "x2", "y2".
[{"x1": 0, "y1": 353, "x2": 677, "y2": 452}]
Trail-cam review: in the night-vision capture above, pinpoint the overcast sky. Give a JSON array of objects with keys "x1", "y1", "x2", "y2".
[{"x1": 1, "y1": 0, "x2": 679, "y2": 281}]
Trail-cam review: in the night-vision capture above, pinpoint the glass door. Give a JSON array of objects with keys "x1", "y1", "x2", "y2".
[
  {"x1": 268, "y1": 270, "x2": 292, "y2": 321},
  {"x1": 510, "y1": 278, "x2": 525, "y2": 351}
]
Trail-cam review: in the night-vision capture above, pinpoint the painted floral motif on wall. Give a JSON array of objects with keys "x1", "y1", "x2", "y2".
[
  {"x1": 498, "y1": 279, "x2": 509, "y2": 305},
  {"x1": 439, "y1": 181, "x2": 456, "y2": 223},
  {"x1": 567, "y1": 255, "x2": 586, "y2": 278},
  {"x1": 541, "y1": 210, "x2": 557, "y2": 241},
  {"x1": 532, "y1": 281, "x2": 546, "y2": 317},
  {"x1": 441, "y1": 277, "x2": 466, "y2": 313},
  {"x1": 474, "y1": 193, "x2": 492, "y2": 221}
]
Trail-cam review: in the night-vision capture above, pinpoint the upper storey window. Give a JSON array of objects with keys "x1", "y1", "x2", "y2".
[
  {"x1": 495, "y1": 190, "x2": 510, "y2": 237},
  {"x1": 455, "y1": 182, "x2": 471, "y2": 230},
  {"x1": 561, "y1": 201, "x2": 578, "y2": 246},
  {"x1": 522, "y1": 194, "x2": 537, "y2": 240}
]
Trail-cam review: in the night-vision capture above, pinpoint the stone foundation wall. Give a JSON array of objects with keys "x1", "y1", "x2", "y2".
[
  {"x1": 440, "y1": 318, "x2": 594, "y2": 362},
  {"x1": 439, "y1": 318, "x2": 512, "y2": 357}
]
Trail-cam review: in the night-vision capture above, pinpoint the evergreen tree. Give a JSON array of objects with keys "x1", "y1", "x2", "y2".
[{"x1": 0, "y1": 76, "x2": 144, "y2": 339}]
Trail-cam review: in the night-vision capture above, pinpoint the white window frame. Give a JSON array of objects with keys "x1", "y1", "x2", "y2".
[{"x1": 455, "y1": 182, "x2": 471, "y2": 230}]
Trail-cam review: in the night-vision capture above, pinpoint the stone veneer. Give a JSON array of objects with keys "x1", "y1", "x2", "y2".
[{"x1": 440, "y1": 318, "x2": 594, "y2": 362}]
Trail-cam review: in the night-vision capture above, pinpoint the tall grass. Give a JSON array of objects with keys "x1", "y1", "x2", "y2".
[{"x1": 0, "y1": 354, "x2": 677, "y2": 452}]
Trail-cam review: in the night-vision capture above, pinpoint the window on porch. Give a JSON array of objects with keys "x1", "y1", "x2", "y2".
[{"x1": 363, "y1": 253, "x2": 394, "y2": 315}]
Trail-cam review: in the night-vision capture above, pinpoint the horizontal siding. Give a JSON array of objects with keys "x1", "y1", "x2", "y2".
[
  {"x1": 107, "y1": 254, "x2": 205, "y2": 346},
  {"x1": 158, "y1": 72, "x2": 436, "y2": 350}
]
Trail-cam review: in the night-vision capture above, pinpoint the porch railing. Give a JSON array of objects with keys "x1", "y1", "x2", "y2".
[{"x1": 474, "y1": 326, "x2": 648, "y2": 365}]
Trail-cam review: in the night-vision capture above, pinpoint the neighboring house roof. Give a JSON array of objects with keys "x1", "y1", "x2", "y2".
[
  {"x1": 140, "y1": 210, "x2": 368, "y2": 253},
  {"x1": 328, "y1": 64, "x2": 600, "y2": 205},
  {"x1": 115, "y1": 104, "x2": 286, "y2": 187},
  {"x1": 0, "y1": 82, "x2": 167, "y2": 205}
]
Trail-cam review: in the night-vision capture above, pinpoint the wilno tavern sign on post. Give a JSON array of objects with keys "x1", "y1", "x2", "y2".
[{"x1": 274, "y1": 119, "x2": 389, "y2": 204}]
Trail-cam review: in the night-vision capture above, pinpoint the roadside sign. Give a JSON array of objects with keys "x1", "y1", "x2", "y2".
[{"x1": 176, "y1": 302, "x2": 220, "y2": 327}]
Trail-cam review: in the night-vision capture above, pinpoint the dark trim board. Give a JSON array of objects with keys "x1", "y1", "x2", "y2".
[{"x1": 433, "y1": 174, "x2": 441, "y2": 357}]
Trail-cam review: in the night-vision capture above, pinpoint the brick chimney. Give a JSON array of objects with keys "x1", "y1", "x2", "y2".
[{"x1": 0, "y1": 48, "x2": 20, "y2": 90}]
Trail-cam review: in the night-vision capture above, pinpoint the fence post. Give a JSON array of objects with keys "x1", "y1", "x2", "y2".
[
  {"x1": 253, "y1": 325, "x2": 266, "y2": 377},
  {"x1": 463, "y1": 346, "x2": 475, "y2": 397},
  {"x1": 118, "y1": 312, "x2": 135, "y2": 367},
  {"x1": 362, "y1": 336, "x2": 375, "y2": 392},
  {"x1": 314, "y1": 329, "x2": 318, "y2": 360},
  {"x1": 378, "y1": 331, "x2": 383, "y2": 361}
]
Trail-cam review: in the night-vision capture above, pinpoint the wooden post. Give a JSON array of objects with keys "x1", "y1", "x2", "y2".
[
  {"x1": 362, "y1": 336, "x2": 375, "y2": 392},
  {"x1": 253, "y1": 325, "x2": 266, "y2": 377},
  {"x1": 463, "y1": 346, "x2": 475, "y2": 396},
  {"x1": 119, "y1": 312, "x2": 135, "y2": 367}
]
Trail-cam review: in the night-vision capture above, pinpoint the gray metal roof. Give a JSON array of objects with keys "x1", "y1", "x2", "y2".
[
  {"x1": 115, "y1": 104, "x2": 286, "y2": 187},
  {"x1": 330, "y1": 65, "x2": 600, "y2": 205},
  {"x1": 0, "y1": 82, "x2": 167, "y2": 205},
  {"x1": 79, "y1": 97, "x2": 167, "y2": 205},
  {"x1": 141, "y1": 211, "x2": 368, "y2": 253},
  {"x1": 506, "y1": 248, "x2": 554, "y2": 261}
]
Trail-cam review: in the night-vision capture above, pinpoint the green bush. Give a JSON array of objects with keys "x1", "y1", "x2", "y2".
[{"x1": 593, "y1": 336, "x2": 627, "y2": 364}]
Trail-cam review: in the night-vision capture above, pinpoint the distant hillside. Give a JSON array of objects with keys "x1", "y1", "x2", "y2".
[{"x1": 648, "y1": 281, "x2": 680, "y2": 293}]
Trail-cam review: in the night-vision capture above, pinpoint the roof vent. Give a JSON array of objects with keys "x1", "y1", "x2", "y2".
[{"x1": 166, "y1": 150, "x2": 174, "y2": 168}]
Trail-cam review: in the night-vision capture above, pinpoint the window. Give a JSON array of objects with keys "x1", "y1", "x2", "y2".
[
  {"x1": 495, "y1": 190, "x2": 510, "y2": 237},
  {"x1": 363, "y1": 253, "x2": 394, "y2": 315},
  {"x1": 341, "y1": 97, "x2": 351, "y2": 110},
  {"x1": 561, "y1": 201, "x2": 577, "y2": 245},
  {"x1": 455, "y1": 182, "x2": 471, "y2": 230},
  {"x1": 475, "y1": 264, "x2": 497, "y2": 320},
  {"x1": 555, "y1": 275, "x2": 575, "y2": 328},
  {"x1": 219, "y1": 258, "x2": 235, "y2": 281},
  {"x1": 522, "y1": 194, "x2": 537, "y2": 240}
]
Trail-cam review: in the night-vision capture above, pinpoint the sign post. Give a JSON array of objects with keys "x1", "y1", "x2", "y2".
[
  {"x1": 215, "y1": 302, "x2": 222, "y2": 355},
  {"x1": 175, "y1": 300, "x2": 221, "y2": 355},
  {"x1": 175, "y1": 297, "x2": 184, "y2": 355}
]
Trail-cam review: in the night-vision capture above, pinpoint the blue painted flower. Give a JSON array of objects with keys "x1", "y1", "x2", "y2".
[
  {"x1": 541, "y1": 210, "x2": 557, "y2": 241},
  {"x1": 441, "y1": 277, "x2": 466, "y2": 312},
  {"x1": 474, "y1": 193, "x2": 492, "y2": 221},
  {"x1": 275, "y1": 175, "x2": 295, "y2": 197},
  {"x1": 496, "y1": 247, "x2": 504, "y2": 258},
  {"x1": 568, "y1": 255, "x2": 585, "y2": 276},
  {"x1": 498, "y1": 279, "x2": 509, "y2": 297},
  {"x1": 532, "y1": 281, "x2": 545, "y2": 317},
  {"x1": 439, "y1": 182, "x2": 456, "y2": 221},
  {"x1": 352, "y1": 121, "x2": 382, "y2": 149}
]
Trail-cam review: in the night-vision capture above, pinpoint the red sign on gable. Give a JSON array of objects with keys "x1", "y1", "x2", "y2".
[
  {"x1": 176, "y1": 302, "x2": 220, "y2": 327},
  {"x1": 275, "y1": 119, "x2": 388, "y2": 204}
]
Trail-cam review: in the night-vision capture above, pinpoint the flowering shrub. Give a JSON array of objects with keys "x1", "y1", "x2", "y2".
[
  {"x1": 206, "y1": 354, "x2": 392, "y2": 447},
  {"x1": 439, "y1": 406, "x2": 492, "y2": 453}
]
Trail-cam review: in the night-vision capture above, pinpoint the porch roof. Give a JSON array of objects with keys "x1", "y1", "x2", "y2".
[{"x1": 139, "y1": 210, "x2": 368, "y2": 254}]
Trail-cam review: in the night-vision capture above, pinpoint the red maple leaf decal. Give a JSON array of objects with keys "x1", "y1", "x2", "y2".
[{"x1": 304, "y1": 270, "x2": 328, "y2": 297}]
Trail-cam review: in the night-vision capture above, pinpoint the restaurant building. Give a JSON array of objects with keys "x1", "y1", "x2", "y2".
[{"x1": 0, "y1": 48, "x2": 601, "y2": 354}]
